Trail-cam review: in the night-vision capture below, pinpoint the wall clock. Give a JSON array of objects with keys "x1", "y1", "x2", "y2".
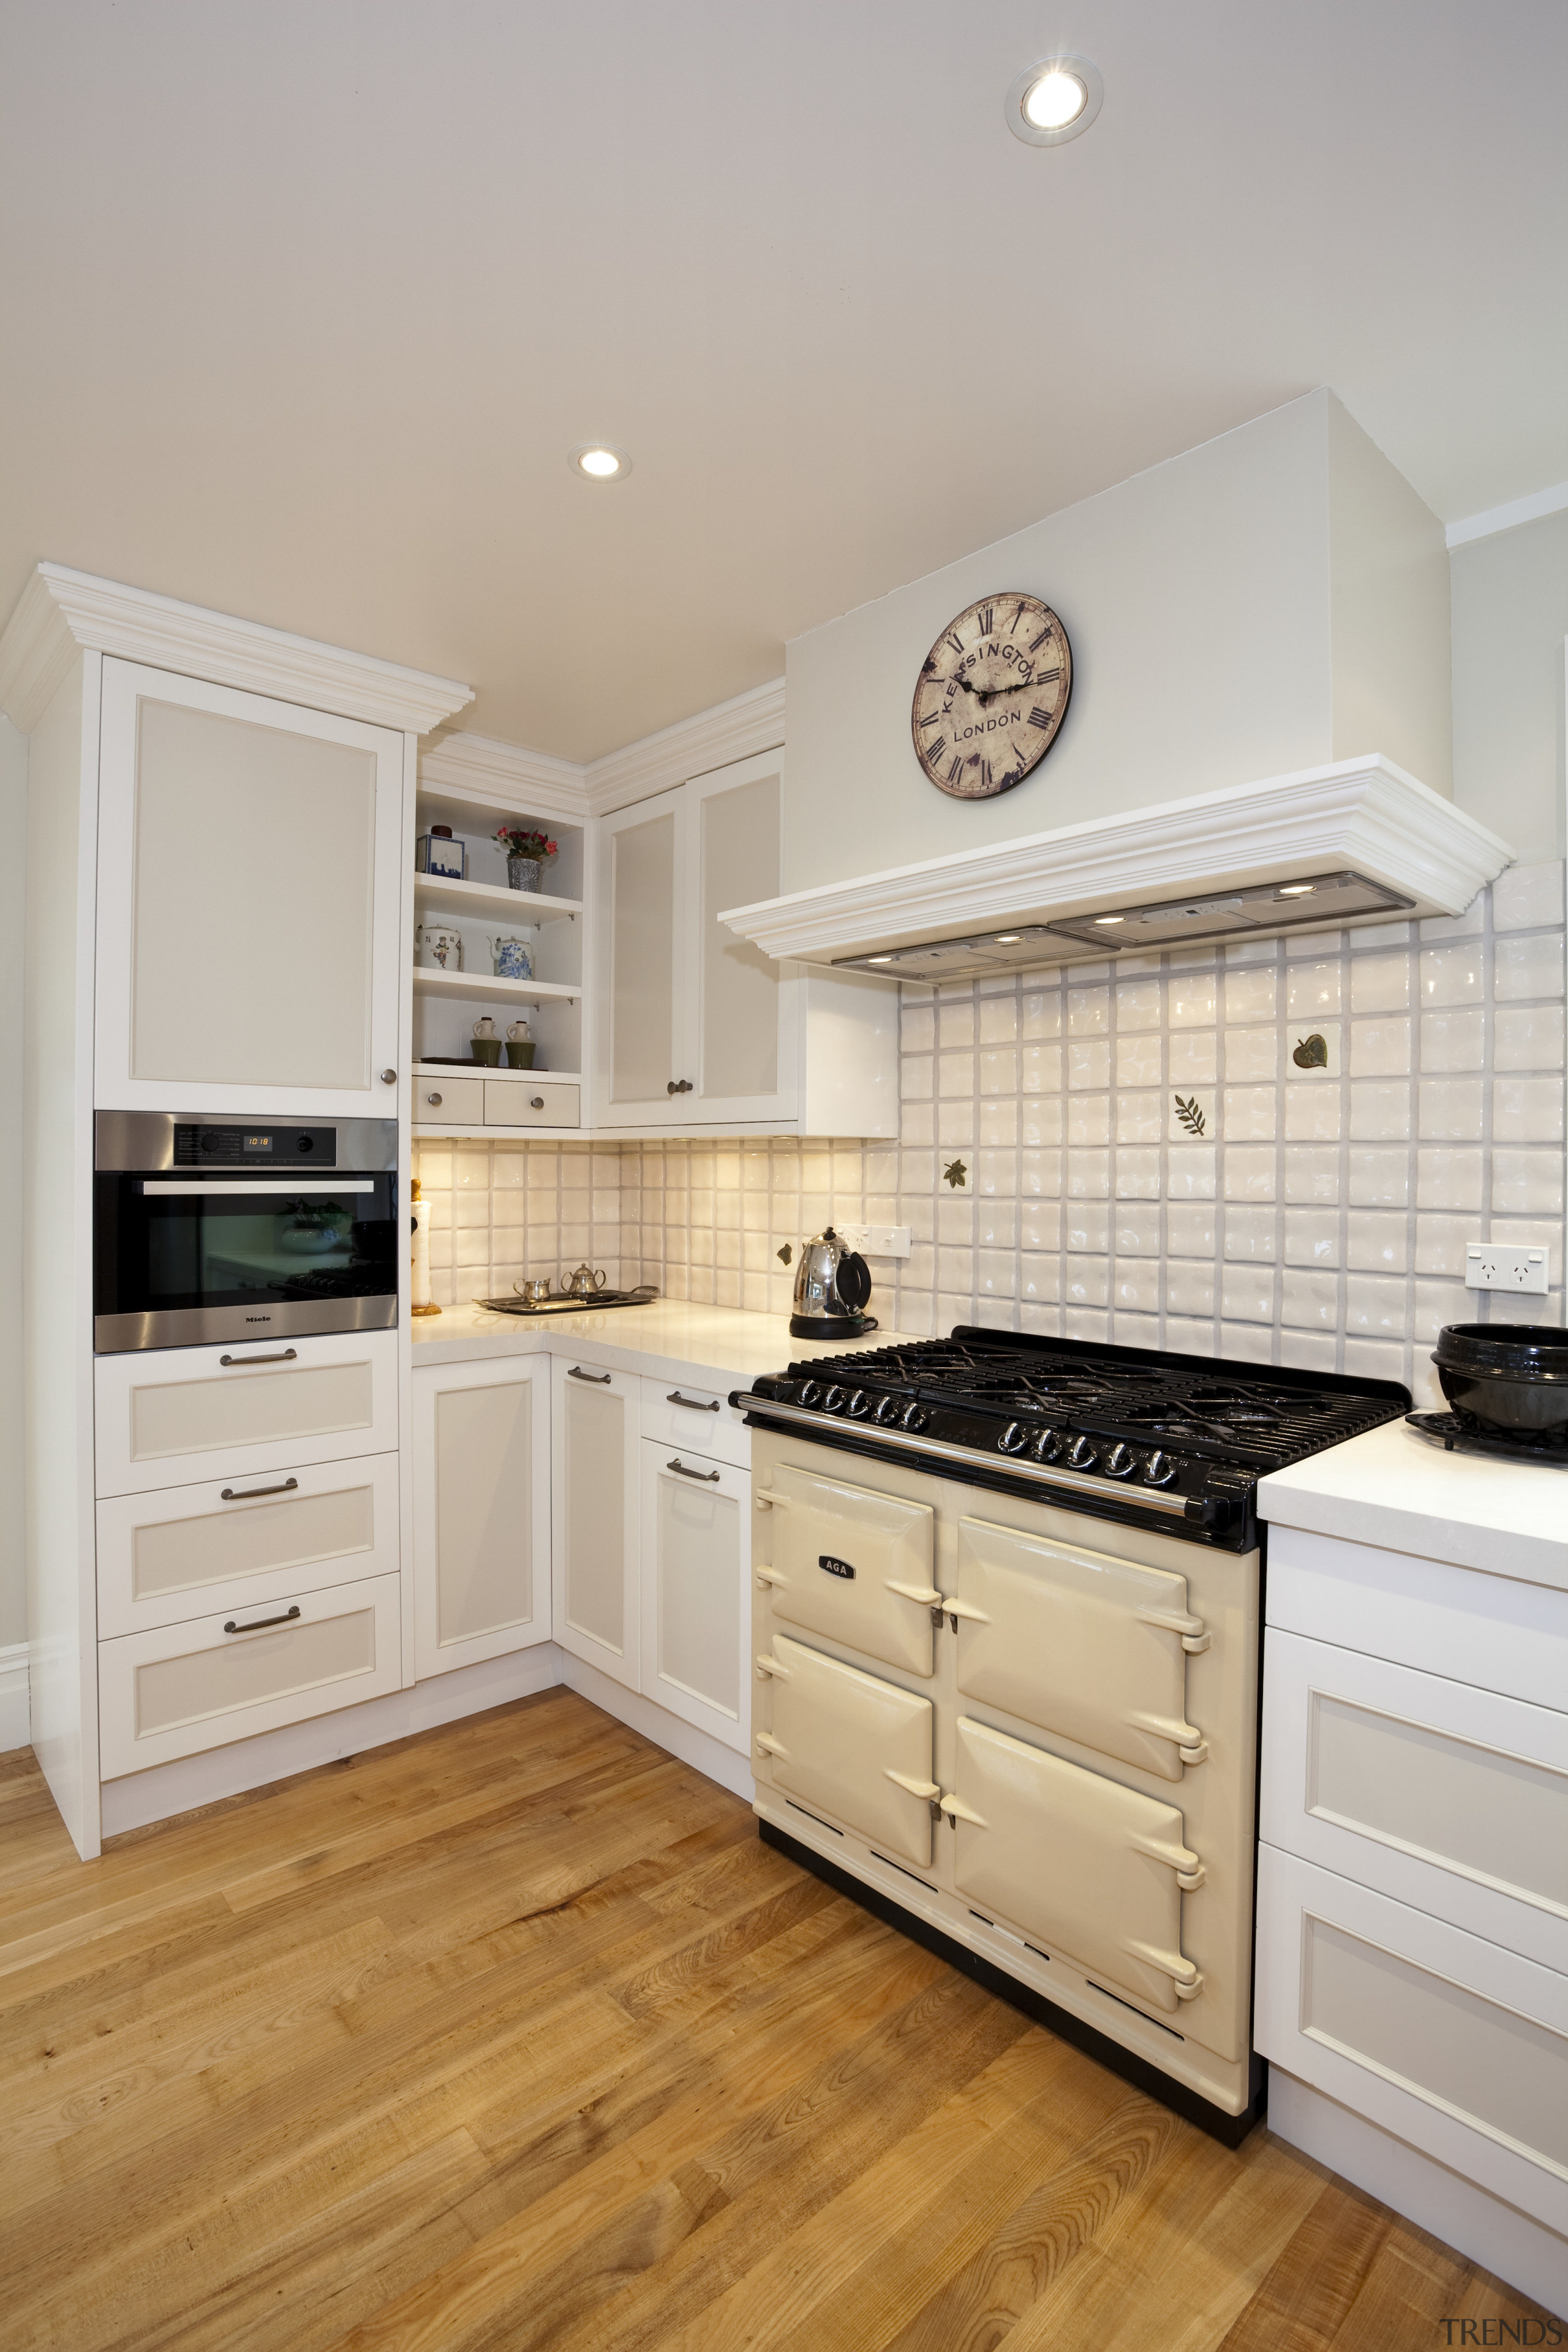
[{"x1": 910, "y1": 592, "x2": 1072, "y2": 799}]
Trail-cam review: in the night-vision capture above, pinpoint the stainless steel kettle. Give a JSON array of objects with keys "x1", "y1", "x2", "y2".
[{"x1": 790, "y1": 1226, "x2": 877, "y2": 1341}]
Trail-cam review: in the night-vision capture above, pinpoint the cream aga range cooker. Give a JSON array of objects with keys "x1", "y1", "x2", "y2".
[{"x1": 731, "y1": 1330, "x2": 1407, "y2": 2142}]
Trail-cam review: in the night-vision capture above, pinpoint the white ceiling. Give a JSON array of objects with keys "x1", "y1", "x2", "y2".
[{"x1": 2, "y1": 1, "x2": 1565, "y2": 760}]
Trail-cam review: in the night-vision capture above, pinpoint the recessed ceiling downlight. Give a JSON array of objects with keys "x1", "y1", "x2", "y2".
[
  {"x1": 1006, "y1": 53, "x2": 1103, "y2": 146},
  {"x1": 570, "y1": 443, "x2": 631, "y2": 481}
]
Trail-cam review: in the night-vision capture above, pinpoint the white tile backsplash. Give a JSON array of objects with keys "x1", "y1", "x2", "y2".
[{"x1": 415, "y1": 867, "x2": 1567, "y2": 1389}]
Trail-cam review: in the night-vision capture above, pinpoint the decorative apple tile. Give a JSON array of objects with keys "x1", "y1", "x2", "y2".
[{"x1": 1287, "y1": 1019, "x2": 1341, "y2": 1076}]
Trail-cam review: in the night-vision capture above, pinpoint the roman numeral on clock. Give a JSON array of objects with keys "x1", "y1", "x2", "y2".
[
  {"x1": 918, "y1": 709, "x2": 942, "y2": 728},
  {"x1": 925, "y1": 736, "x2": 946, "y2": 763},
  {"x1": 980, "y1": 757, "x2": 993, "y2": 793},
  {"x1": 943, "y1": 630, "x2": 964, "y2": 657},
  {"x1": 948, "y1": 753, "x2": 965, "y2": 783},
  {"x1": 1035, "y1": 665, "x2": 1061, "y2": 685},
  {"x1": 1028, "y1": 627, "x2": 1052, "y2": 654},
  {"x1": 976, "y1": 605, "x2": 993, "y2": 636},
  {"x1": 1030, "y1": 706, "x2": 1055, "y2": 732}
]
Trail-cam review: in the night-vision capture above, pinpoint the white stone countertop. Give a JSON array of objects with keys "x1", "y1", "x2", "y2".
[
  {"x1": 410, "y1": 1298, "x2": 918, "y2": 1395},
  {"x1": 1259, "y1": 1417, "x2": 1568, "y2": 1589}
]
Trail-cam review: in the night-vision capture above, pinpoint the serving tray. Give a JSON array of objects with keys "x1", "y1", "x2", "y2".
[{"x1": 473, "y1": 1286, "x2": 660, "y2": 1317}]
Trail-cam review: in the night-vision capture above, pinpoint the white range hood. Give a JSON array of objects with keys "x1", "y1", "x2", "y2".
[{"x1": 721, "y1": 756, "x2": 1514, "y2": 982}]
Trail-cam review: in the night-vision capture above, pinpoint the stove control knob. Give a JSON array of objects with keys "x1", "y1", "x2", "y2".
[
  {"x1": 798, "y1": 1381, "x2": 823, "y2": 1407},
  {"x1": 1102, "y1": 1442, "x2": 1136, "y2": 1478},
  {"x1": 900, "y1": 1401, "x2": 929, "y2": 1433},
  {"x1": 1030, "y1": 1427, "x2": 1062, "y2": 1461},
  {"x1": 1066, "y1": 1435, "x2": 1098, "y2": 1470},
  {"x1": 1142, "y1": 1450, "x2": 1178, "y2": 1487},
  {"x1": 845, "y1": 1390, "x2": 871, "y2": 1418},
  {"x1": 997, "y1": 1422, "x2": 1028, "y2": 1455},
  {"x1": 824, "y1": 1385, "x2": 846, "y2": 1412},
  {"x1": 872, "y1": 1395, "x2": 900, "y2": 1425}
]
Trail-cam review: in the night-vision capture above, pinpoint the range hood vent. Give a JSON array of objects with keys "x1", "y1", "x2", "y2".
[
  {"x1": 720, "y1": 758, "x2": 1514, "y2": 982},
  {"x1": 834, "y1": 870, "x2": 1412, "y2": 984}
]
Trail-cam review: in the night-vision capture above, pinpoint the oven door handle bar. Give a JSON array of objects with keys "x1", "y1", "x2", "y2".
[{"x1": 728, "y1": 1393, "x2": 1227, "y2": 1526}]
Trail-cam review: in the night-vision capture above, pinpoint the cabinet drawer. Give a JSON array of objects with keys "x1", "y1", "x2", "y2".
[
  {"x1": 484, "y1": 1080, "x2": 579, "y2": 1129},
  {"x1": 1262, "y1": 1627, "x2": 1568, "y2": 1974},
  {"x1": 415, "y1": 1073, "x2": 485, "y2": 1122},
  {"x1": 95, "y1": 1329, "x2": 398, "y2": 1496},
  {"x1": 1255, "y1": 1842, "x2": 1568, "y2": 2238},
  {"x1": 639, "y1": 1374, "x2": 752, "y2": 1468},
  {"x1": 97, "y1": 1452, "x2": 401, "y2": 1638},
  {"x1": 99, "y1": 1570, "x2": 402, "y2": 1778}
]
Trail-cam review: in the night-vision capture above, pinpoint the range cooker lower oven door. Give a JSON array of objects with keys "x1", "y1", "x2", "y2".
[
  {"x1": 755, "y1": 1461, "x2": 938, "y2": 1675},
  {"x1": 944, "y1": 1716, "x2": 1205, "y2": 2015},
  {"x1": 951, "y1": 1515, "x2": 1210, "y2": 1781},
  {"x1": 757, "y1": 1635, "x2": 938, "y2": 1868}
]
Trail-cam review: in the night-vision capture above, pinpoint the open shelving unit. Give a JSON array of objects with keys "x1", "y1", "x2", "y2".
[{"x1": 411, "y1": 763, "x2": 590, "y2": 1133}]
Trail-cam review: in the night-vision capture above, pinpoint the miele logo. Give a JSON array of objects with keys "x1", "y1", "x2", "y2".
[
  {"x1": 244, "y1": 1314, "x2": 273, "y2": 1324},
  {"x1": 818, "y1": 1555, "x2": 856, "y2": 1581}
]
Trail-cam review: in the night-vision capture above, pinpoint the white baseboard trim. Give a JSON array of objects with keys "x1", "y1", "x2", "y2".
[
  {"x1": 0, "y1": 1640, "x2": 29, "y2": 1754},
  {"x1": 561, "y1": 1651, "x2": 756, "y2": 1804},
  {"x1": 1268, "y1": 2070, "x2": 1568, "y2": 2321},
  {"x1": 100, "y1": 1644, "x2": 567, "y2": 1838}
]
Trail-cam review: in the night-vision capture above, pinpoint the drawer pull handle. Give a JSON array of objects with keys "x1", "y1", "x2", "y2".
[
  {"x1": 568, "y1": 1366, "x2": 612, "y2": 1384},
  {"x1": 530, "y1": 1096, "x2": 545, "y2": 1109},
  {"x1": 223, "y1": 1605, "x2": 301, "y2": 1634},
  {"x1": 426, "y1": 1091, "x2": 442, "y2": 1106},
  {"x1": 667, "y1": 1390, "x2": 720, "y2": 1412},
  {"x1": 220, "y1": 1477, "x2": 300, "y2": 1502},
  {"x1": 219, "y1": 1348, "x2": 298, "y2": 1367},
  {"x1": 668, "y1": 1458, "x2": 720, "y2": 1482}
]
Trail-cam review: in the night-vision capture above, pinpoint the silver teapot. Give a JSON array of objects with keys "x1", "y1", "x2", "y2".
[
  {"x1": 790, "y1": 1226, "x2": 876, "y2": 1340},
  {"x1": 561, "y1": 1262, "x2": 609, "y2": 1300}
]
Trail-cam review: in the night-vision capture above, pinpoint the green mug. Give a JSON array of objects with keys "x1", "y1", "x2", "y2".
[{"x1": 470, "y1": 1038, "x2": 502, "y2": 1066}]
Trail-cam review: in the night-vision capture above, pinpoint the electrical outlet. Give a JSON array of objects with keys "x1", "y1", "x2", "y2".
[
  {"x1": 1466, "y1": 1244, "x2": 1550, "y2": 1295},
  {"x1": 835, "y1": 1223, "x2": 911, "y2": 1259}
]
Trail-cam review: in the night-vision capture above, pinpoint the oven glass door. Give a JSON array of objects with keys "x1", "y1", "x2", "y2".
[{"x1": 95, "y1": 1170, "x2": 399, "y2": 1351}]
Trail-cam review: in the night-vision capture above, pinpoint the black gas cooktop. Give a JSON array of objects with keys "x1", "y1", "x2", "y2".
[{"x1": 734, "y1": 1327, "x2": 1411, "y2": 1550}]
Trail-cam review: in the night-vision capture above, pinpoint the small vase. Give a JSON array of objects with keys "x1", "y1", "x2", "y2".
[{"x1": 507, "y1": 857, "x2": 543, "y2": 893}]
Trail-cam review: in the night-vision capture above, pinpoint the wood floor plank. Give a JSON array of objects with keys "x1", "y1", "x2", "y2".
[{"x1": 2, "y1": 1692, "x2": 1553, "y2": 2352}]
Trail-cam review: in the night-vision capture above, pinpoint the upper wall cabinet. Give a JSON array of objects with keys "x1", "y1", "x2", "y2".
[
  {"x1": 595, "y1": 749, "x2": 897, "y2": 1137},
  {"x1": 94, "y1": 660, "x2": 409, "y2": 1117}
]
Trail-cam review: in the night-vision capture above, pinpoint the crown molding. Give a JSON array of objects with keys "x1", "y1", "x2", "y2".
[
  {"x1": 0, "y1": 564, "x2": 473, "y2": 734},
  {"x1": 719, "y1": 758, "x2": 1515, "y2": 966},
  {"x1": 1446, "y1": 480, "x2": 1568, "y2": 551},
  {"x1": 582, "y1": 676, "x2": 785, "y2": 815},
  {"x1": 418, "y1": 730, "x2": 592, "y2": 820}
]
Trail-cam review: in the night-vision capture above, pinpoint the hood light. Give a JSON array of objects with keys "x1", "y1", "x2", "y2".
[
  {"x1": 867, "y1": 954, "x2": 894, "y2": 964},
  {"x1": 1278, "y1": 883, "x2": 1316, "y2": 897},
  {"x1": 1093, "y1": 914, "x2": 1125, "y2": 926}
]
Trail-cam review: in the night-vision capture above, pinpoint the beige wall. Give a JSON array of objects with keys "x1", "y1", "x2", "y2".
[
  {"x1": 1328, "y1": 396, "x2": 1452, "y2": 790},
  {"x1": 1452, "y1": 508, "x2": 1568, "y2": 865},
  {"x1": 0, "y1": 715, "x2": 24, "y2": 1650}
]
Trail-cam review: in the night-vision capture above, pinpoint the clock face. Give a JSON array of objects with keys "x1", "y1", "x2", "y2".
[{"x1": 911, "y1": 593, "x2": 1072, "y2": 799}]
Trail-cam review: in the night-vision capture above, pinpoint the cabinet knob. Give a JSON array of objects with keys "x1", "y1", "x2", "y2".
[
  {"x1": 666, "y1": 1079, "x2": 694, "y2": 1095},
  {"x1": 426, "y1": 1091, "x2": 442, "y2": 1106},
  {"x1": 380, "y1": 1068, "x2": 397, "y2": 1084},
  {"x1": 530, "y1": 1096, "x2": 545, "y2": 1109}
]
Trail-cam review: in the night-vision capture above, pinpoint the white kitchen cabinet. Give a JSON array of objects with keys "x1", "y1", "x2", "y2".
[
  {"x1": 595, "y1": 752, "x2": 897, "y2": 1136},
  {"x1": 412, "y1": 1356, "x2": 551, "y2": 1680},
  {"x1": 639, "y1": 1441, "x2": 750, "y2": 1755},
  {"x1": 94, "y1": 658, "x2": 409, "y2": 1118},
  {"x1": 99, "y1": 1570, "x2": 404, "y2": 1779},
  {"x1": 551, "y1": 1358, "x2": 642, "y2": 1691}
]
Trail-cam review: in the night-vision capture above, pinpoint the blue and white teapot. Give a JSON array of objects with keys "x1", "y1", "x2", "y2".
[{"x1": 486, "y1": 931, "x2": 532, "y2": 981}]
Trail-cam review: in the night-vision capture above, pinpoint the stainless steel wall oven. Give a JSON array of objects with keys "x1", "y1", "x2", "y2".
[{"x1": 94, "y1": 1114, "x2": 399, "y2": 1352}]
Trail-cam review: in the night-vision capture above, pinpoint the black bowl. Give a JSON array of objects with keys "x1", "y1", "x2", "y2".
[{"x1": 1432, "y1": 1322, "x2": 1568, "y2": 1436}]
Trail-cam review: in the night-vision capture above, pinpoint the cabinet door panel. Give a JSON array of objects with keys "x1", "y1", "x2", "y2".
[
  {"x1": 689, "y1": 755, "x2": 796, "y2": 1124},
  {"x1": 641, "y1": 1443, "x2": 749, "y2": 1751},
  {"x1": 606, "y1": 793, "x2": 684, "y2": 1115},
  {"x1": 96, "y1": 660, "x2": 405, "y2": 1117},
  {"x1": 551, "y1": 1360, "x2": 641, "y2": 1689},
  {"x1": 413, "y1": 1357, "x2": 550, "y2": 1679}
]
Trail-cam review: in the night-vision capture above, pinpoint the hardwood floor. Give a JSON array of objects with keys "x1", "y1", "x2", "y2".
[{"x1": 0, "y1": 1691, "x2": 1551, "y2": 2351}]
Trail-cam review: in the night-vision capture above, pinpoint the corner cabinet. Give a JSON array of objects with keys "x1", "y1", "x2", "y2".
[
  {"x1": 412, "y1": 1356, "x2": 552, "y2": 1680},
  {"x1": 594, "y1": 749, "x2": 897, "y2": 1136},
  {"x1": 94, "y1": 659, "x2": 410, "y2": 1118}
]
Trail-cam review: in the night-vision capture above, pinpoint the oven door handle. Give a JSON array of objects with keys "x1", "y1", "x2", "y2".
[
  {"x1": 728, "y1": 1393, "x2": 1226, "y2": 1526},
  {"x1": 141, "y1": 1180, "x2": 375, "y2": 1195}
]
